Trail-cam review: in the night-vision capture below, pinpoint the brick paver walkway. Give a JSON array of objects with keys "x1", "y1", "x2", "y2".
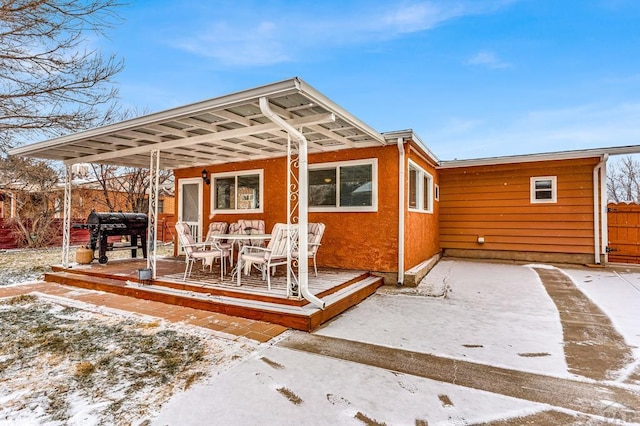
[{"x1": 0, "y1": 282, "x2": 287, "y2": 343}]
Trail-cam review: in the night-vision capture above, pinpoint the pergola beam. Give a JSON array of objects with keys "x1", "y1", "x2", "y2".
[{"x1": 65, "y1": 113, "x2": 335, "y2": 165}]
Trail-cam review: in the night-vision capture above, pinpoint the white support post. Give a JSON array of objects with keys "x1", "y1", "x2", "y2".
[
  {"x1": 259, "y1": 97, "x2": 325, "y2": 309},
  {"x1": 285, "y1": 134, "x2": 300, "y2": 298},
  {"x1": 61, "y1": 165, "x2": 72, "y2": 268},
  {"x1": 147, "y1": 149, "x2": 160, "y2": 278}
]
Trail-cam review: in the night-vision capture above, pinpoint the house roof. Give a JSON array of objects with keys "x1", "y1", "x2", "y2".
[
  {"x1": 382, "y1": 129, "x2": 440, "y2": 166},
  {"x1": 438, "y1": 144, "x2": 640, "y2": 168},
  {"x1": 8, "y1": 78, "x2": 388, "y2": 170}
]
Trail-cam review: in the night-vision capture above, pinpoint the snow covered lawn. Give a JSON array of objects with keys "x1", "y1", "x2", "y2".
[{"x1": 0, "y1": 293, "x2": 257, "y2": 425}]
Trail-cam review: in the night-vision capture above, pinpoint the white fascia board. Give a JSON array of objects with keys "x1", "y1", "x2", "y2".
[
  {"x1": 9, "y1": 78, "x2": 302, "y2": 157},
  {"x1": 383, "y1": 129, "x2": 440, "y2": 164},
  {"x1": 438, "y1": 145, "x2": 640, "y2": 169},
  {"x1": 297, "y1": 79, "x2": 386, "y2": 145}
]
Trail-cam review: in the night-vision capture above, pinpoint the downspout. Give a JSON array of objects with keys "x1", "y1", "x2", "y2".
[
  {"x1": 397, "y1": 138, "x2": 405, "y2": 286},
  {"x1": 259, "y1": 97, "x2": 325, "y2": 309},
  {"x1": 600, "y1": 154, "x2": 609, "y2": 263},
  {"x1": 593, "y1": 154, "x2": 607, "y2": 264}
]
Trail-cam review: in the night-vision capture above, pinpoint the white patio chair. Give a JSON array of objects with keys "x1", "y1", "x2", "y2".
[
  {"x1": 218, "y1": 221, "x2": 242, "y2": 266},
  {"x1": 236, "y1": 223, "x2": 299, "y2": 290},
  {"x1": 293, "y1": 222, "x2": 325, "y2": 277},
  {"x1": 238, "y1": 219, "x2": 266, "y2": 247},
  {"x1": 175, "y1": 222, "x2": 230, "y2": 281},
  {"x1": 204, "y1": 221, "x2": 229, "y2": 247}
]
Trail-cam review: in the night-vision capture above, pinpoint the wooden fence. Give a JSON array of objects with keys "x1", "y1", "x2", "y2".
[
  {"x1": 0, "y1": 215, "x2": 175, "y2": 250},
  {"x1": 607, "y1": 203, "x2": 640, "y2": 264}
]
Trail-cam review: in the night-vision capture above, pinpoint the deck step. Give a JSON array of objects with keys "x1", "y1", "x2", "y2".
[{"x1": 44, "y1": 271, "x2": 383, "y2": 331}]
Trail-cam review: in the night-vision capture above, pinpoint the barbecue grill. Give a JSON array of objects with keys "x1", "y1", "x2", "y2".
[{"x1": 73, "y1": 211, "x2": 148, "y2": 264}]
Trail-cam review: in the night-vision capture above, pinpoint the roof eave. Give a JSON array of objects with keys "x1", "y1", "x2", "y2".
[
  {"x1": 297, "y1": 80, "x2": 385, "y2": 145},
  {"x1": 8, "y1": 78, "x2": 303, "y2": 158},
  {"x1": 383, "y1": 129, "x2": 440, "y2": 164},
  {"x1": 438, "y1": 145, "x2": 640, "y2": 168}
]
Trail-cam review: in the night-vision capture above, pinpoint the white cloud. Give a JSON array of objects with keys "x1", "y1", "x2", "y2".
[
  {"x1": 169, "y1": 1, "x2": 518, "y2": 67},
  {"x1": 173, "y1": 21, "x2": 290, "y2": 67},
  {"x1": 428, "y1": 102, "x2": 640, "y2": 160},
  {"x1": 466, "y1": 50, "x2": 512, "y2": 69}
]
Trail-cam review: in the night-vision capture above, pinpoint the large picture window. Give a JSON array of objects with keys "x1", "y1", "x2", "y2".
[
  {"x1": 211, "y1": 169, "x2": 263, "y2": 213},
  {"x1": 309, "y1": 159, "x2": 377, "y2": 212},
  {"x1": 408, "y1": 161, "x2": 433, "y2": 213}
]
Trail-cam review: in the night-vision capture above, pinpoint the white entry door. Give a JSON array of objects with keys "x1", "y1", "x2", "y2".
[{"x1": 178, "y1": 178, "x2": 203, "y2": 250}]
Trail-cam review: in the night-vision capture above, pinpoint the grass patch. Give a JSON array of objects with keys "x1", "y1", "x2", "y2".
[
  {"x1": 0, "y1": 296, "x2": 209, "y2": 424},
  {"x1": 276, "y1": 387, "x2": 303, "y2": 405}
]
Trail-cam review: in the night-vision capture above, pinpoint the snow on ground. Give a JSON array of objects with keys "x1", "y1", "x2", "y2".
[
  {"x1": 153, "y1": 343, "x2": 548, "y2": 426},
  {"x1": 0, "y1": 292, "x2": 258, "y2": 425},
  {"x1": 155, "y1": 259, "x2": 640, "y2": 425},
  {"x1": 317, "y1": 259, "x2": 569, "y2": 377},
  {"x1": 560, "y1": 265, "x2": 640, "y2": 380},
  {"x1": 4, "y1": 257, "x2": 639, "y2": 424},
  {"x1": 561, "y1": 266, "x2": 640, "y2": 349},
  {"x1": 0, "y1": 244, "x2": 175, "y2": 286}
]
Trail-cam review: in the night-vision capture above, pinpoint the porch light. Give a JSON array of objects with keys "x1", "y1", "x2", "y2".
[
  {"x1": 201, "y1": 169, "x2": 210, "y2": 185},
  {"x1": 323, "y1": 177, "x2": 332, "y2": 183}
]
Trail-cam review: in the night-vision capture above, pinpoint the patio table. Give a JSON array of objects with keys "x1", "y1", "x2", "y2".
[{"x1": 207, "y1": 233, "x2": 271, "y2": 280}]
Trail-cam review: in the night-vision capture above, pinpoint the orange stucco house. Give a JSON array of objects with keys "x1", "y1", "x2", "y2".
[{"x1": 9, "y1": 77, "x2": 640, "y2": 290}]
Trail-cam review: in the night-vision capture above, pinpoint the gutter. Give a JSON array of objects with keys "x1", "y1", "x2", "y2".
[
  {"x1": 397, "y1": 138, "x2": 405, "y2": 286},
  {"x1": 593, "y1": 154, "x2": 608, "y2": 264},
  {"x1": 259, "y1": 97, "x2": 325, "y2": 309}
]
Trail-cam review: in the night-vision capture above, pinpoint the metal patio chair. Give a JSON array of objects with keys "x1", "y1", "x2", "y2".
[
  {"x1": 293, "y1": 222, "x2": 326, "y2": 277},
  {"x1": 175, "y1": 222, "x2": 230, "y2": 281},
  {"x1": 236, "y1": 223, "x2": 299, "y2": 290}
]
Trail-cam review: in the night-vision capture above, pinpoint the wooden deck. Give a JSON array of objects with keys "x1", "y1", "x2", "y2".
[{"x1": 45, "y1": 257, "x2": 383, "y2": 331}]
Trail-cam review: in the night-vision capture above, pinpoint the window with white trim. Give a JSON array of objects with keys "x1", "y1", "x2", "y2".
[
  {"x1": 408, "y1": 161, "x2": 433, "y2": 213},
  {"x1": 530, "y1": 176, "x2": 557, "y2": 203},
  {"x1": 211, "y1": 169, "x2": 263, "y2": 213},
  {"x1": 308, "y1": 159, "x2": 377, "y2": 212}
]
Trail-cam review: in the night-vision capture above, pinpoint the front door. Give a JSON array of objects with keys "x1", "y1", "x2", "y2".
[{"x1": 178, "y1": 178, "x2": 203, "y2": 250}]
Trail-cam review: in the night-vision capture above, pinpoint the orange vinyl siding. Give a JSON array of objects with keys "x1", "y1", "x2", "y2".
[
  {"x1": 174, "y1": 145, "x2": 405, "y2": 273},
  {"x1": 404, "y1": 145, "x2": 440, "y2": 269},
  {"x1": 439, "y1": 157, "x2": 599, "y2": 256}
]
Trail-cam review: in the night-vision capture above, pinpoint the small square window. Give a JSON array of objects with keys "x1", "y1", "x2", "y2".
[{"x1": 531, "y1": 176, "x2": 557, "y2": 203}]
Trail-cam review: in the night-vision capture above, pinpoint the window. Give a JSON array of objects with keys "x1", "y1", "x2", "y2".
[
  {"x1": 158, "y1": 199, "x2": 164, "y2": 214},
  {"x1": 530, "y1": 176, "x2": 557, "y2": 203},
  {"x1": 309, "y1": 159, "x2": 377, "y2": 212},
  {"x1": 211, "y1": 169, "x2": 263, "y2": 213},
  {"x1": 435, "y1": 184, "x2": 440, "y2": 201},
  {"x1": 408, "y1": 161, "x2": 433, "y2": 213}
]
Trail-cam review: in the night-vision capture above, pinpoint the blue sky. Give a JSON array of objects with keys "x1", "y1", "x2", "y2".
[{"x1": 98, "y1": 0, "x2": 640, "y2": 161}]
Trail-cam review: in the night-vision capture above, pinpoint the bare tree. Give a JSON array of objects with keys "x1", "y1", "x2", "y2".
[
  {"x1": 607, "y1": 156, "x2": 640, "y2": 203},
  {"x1": 0, "y1": 0, "x2": 125, "y2": 246},
  {"x1": 0, "y1": 0, "x2": 124, "y2": 151},
  {"x1": 89, "y1": 164, "x2": 173, "y2": 213},
  {"x1": 0, "y1": 156, "x2": 61, "y2": 247}
]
